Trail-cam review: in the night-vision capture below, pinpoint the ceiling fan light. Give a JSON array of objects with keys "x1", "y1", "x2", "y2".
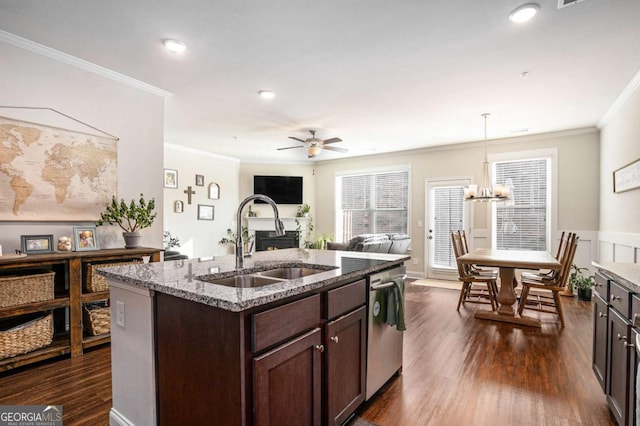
[
  {"x1": 509, "y1": 3, "x2": 540, "y2": 23},
  {"x1": 307, "y1": 145, "x2": 322, "y2": 157}
]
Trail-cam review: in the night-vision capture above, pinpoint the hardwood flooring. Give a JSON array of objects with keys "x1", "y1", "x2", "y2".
[{"x1": 0, "y1": 282, "x2": 616, "y2": 425}]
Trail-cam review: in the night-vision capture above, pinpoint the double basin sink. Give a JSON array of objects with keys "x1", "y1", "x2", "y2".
[{"x1": 198, "y1": 266, "x2": 333, "y2": 288}]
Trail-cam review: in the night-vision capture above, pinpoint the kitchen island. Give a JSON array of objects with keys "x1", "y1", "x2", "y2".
[{"x1": 99, "y1": 248, "x2": 409, "y2": 426}]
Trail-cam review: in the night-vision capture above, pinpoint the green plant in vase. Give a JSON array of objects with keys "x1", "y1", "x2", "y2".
[{"x1": 97, "y1": 194, "x2": 156, "y2": 248}]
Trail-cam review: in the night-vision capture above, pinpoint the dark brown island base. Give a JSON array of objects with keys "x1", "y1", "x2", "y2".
[{"x1": 99, "y1": 248, "x2": 409, "y2": 425}]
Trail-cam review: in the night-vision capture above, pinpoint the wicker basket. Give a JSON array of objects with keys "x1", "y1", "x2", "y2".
[
  {"x1": 0, "y1": 314, "x2": 53, "y2": 360},
  {"x1": 0, "y1": 271, "x2": 55, "y2": 308},
  {"x1": 83, "y1": 302, "x2": 110, "y2": 335},
  {"x1": 85, "y1": 260, "x2": 142, "y2": 293}
]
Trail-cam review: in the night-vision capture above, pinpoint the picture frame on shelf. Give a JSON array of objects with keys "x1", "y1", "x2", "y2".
[
  {"x1": 208, "y1": 182, "x2": 220, "y2": 200},
  {"x1": 164, "y1": 169, "x2": 178, "y2": 189},
  {"x1": 613, "y1": 158, "x2": 640, "y2": 193},
  {"x1": 73, "y1": 226, "x2": 100, "y2": 251},
  {"x1": 20, "y1": 234, "x2": 54, "y2": 254},
  {"x1": 174, "y1": 200, "x2": 184, "y2": 213},
  {"x1": 195, "y1": 174, "x2": 205, "y2": 187},
  {"x1": 197, "y1": 204, "x2": 214, "y2": 220}
]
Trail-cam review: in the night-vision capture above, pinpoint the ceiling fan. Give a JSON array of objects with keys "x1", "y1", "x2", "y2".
[{"x1": 277, "y1": 130, "x2": 348, "y2": 158}]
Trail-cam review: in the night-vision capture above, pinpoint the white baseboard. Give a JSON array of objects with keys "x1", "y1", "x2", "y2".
[{"x1": 110, "y1": 408, "x2": 134, "y2": 426}]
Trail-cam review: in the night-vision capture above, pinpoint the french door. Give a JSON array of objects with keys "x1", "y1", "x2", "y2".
[{"x1": 425, "y1": 178, "x2": 470, "y2": 280}]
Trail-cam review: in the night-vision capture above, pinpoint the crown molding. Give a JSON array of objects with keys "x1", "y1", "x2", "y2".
[
  {"x1": 0, "y1": 30, "x2": 172, "y2": 98},
  {"x1": 598, "y1": 67, "x2": 640, "y2": 128}
]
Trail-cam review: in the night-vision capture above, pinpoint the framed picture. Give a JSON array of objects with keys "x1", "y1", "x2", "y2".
[
  {"x1": 164, "y1": 169, "x2": 178, "y2": 189},
  {"x1": 197, "y1": 204, "x2": 214, "y2": 220},
  {"x1": 208, "y1": 182, "x2": 220, "y2": 200},
  {"x1": 73, "y1": 226, "x2": 100, "y2": 251},
  {"x1": 613, "y1": 158, "x2": 640, "y2": 193},
  {"x1": 20, "y1": 234, "x2": 54, "y2": 254},
  {"x1": 195, "y1": 174, "x2": 205, "y2": 186},
  {"x1": 174, "y1": 200, "x2": 184, "y2": 213}
]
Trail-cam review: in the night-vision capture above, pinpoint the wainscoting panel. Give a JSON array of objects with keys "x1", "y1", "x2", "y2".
[{"x1": 598, "y1": 231, "x2": 640, "y2": 264}]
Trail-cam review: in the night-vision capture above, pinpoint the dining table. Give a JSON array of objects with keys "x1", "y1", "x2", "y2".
[{"x1": 457, "y1": 248, "x2": 562, "y2": 327}]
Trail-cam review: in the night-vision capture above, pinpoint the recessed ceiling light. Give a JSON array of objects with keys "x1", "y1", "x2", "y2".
[
  {"x1": 258, "y1": 90, "x2": 275, "y2": 99},
  {"x1": 509, "y1": 3, "x2": 540, "y2": 23},
  {"x1": 163, "y1": 39, "x2": 187, "y2": 54}
]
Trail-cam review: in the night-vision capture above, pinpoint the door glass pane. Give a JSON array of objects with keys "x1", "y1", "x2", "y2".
[{"x1": 433, "y1": 186, "x2": 464, "y2": 268}]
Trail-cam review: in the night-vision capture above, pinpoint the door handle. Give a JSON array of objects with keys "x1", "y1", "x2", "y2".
[
  {"x1": 315, "y1": 344, "x2": 325, "y2": 353},
  {"x1": 330, "y1": 336, "x2": 339, "y2": 344},
  {"x1": 598, "y1": 312, "x2": 607, "y2": 318}
]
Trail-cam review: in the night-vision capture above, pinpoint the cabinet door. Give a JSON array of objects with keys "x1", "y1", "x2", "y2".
[
  {"x1": 607, "y1": 307, "x2": 631, "y2": 426},
  {"x1": 253, "y1": 327, "x2": 322, "y2": 426},
  {"x1": 325, "y1": 306, "x2": 367, "y2": 426},
  {"x1": 593, "y1": 293, "x2": 608, "y2": 392}
]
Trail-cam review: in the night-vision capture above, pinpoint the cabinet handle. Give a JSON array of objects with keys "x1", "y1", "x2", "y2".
[
  {"x1": 315, "y1": 344, "x2": 325, "y2": 353},
  {"x1": 612, "y1": 295, "x2": 621, "y2": 301},
  {"x1": 617, "y1": 333, "x2": 627, "y2": 341},
  {"x1": 598, "y1": 312, "x2": 607, "y2": 318},
  {"x1": 625, "y1": 342, "x2": 636, "y2": 349},
  {"x1": 595, "y1": 283, "x2": 602, "y2": 287},
  {"x1": 330, "y1": 336, "x2": 339, "y2": 344}
]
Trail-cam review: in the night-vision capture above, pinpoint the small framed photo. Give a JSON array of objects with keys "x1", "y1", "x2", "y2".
[
  {"x1": 73, "y1": 226, "x2": 100, "y2": 251},
  {"x1": 20, "y1": 234, "x2": 54, "y2": 254},
  {"x1": 208, "y1": 182, "x2": 220, "y2": 200},
  {"x1": 197, "y1": 204, "x2": 214, "y2": 220},
  {"x1": 195, "y1": 174, "x2": 205, "y2": 187},
  {"x1": 174, "y1": 200, "x2": 184, "y2": 213},
  {"x1": 164, "y1": 169, "x2": 178, "y2": 189}
]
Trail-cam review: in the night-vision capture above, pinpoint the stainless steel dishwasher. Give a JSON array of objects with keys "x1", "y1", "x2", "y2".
[{"x1": 366, "y1": 265, "x2": 406, "y2": 400}]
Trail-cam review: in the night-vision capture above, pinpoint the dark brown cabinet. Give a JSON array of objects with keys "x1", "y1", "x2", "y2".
[
  {"x1": 593, "y1": 292, "x2": 608, "y2": 391},
  {"x1": 607, "y1": 307, "x2": 632, "y2": 425},
  {"x1": 253, "y1": 328, "x2": 322, "y2": 426},
  {"x1": 325, "y1": 306, "x2": 366, "y2": 425}
]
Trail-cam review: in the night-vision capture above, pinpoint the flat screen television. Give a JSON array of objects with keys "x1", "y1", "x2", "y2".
[{"x1": 253, "y1": 175, "x2": 303, "y2": 204}]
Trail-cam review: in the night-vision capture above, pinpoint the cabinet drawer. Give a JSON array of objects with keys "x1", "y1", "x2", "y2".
[
  {"x1": 252, "y1": 294, "x2": 321, "y2": 353},
  {"x1": 609, "y1": 280, "x2": 632, "y2": 319},
  {"x1": 594, "y1": 271, "x2": 609, "y2": 301},
  {"x1": 326, "y1": 279, "x2": 366, "y2": 320}
]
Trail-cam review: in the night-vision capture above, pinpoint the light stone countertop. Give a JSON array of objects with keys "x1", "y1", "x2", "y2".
[
  {"x1": 98, "y1": 248, "x2": 409, "y2": 312},
  {"x1": 592, "y1": 261, "x2": 640, "y2": 292}
]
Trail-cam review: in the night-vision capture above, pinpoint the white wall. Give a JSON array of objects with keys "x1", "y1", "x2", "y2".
[
  {"x1": 314, "y1": 130, "x2": 600, "y2": 278},
  {"x1": 598, "y1": 79, "x2": 640, "y2": 263},
  {"x1": 163, "y1": 144, "x2": 240, "y2": 258},
  {"x1": 0, "y1": 41, "x2": 165, "y2": 252}
]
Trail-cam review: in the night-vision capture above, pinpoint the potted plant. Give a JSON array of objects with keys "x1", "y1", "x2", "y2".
[
  {"x1": 97, "y1": 194, "x2": 157, "y2": 248},
  {"x1": 219, "y1": 227, "x2": 253, "y2": 253},
  {"x1": 296, "y1": 204, "x2": 311, "y2": 217},
  {"x1": 569, "y1": 264, "x2": 595, "y2": 301}
]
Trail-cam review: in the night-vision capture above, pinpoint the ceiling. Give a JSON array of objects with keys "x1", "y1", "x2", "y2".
[{"x1": 1, "y1": 0, "x2": 639, "y2": 162}]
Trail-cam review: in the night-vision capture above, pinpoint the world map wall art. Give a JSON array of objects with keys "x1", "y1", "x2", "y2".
[{"x1": 0, "y1": 116, "x2": 117, "y2": 221}]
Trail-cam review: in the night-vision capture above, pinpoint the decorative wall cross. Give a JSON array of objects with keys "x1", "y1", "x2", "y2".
[{"x1": 184, "y1": 186, "x2": 196, "y2": 204}]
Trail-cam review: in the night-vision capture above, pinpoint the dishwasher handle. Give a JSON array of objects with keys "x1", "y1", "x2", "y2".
[{"x1": 371, "y1": 281, "x2": 397, "y2": 291}]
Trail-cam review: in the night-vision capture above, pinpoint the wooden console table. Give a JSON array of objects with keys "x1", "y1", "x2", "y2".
[{"x1": 0, "y1": 248, "x2": 161, "y2": 372}]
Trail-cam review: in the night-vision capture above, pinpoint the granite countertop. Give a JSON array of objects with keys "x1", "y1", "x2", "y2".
[
  {"x1": 592, "y1": 261, "x2": 640, "y2": 292},
  {"x1": 98, "y1": 248, "x2": 409, "y2": 312}
]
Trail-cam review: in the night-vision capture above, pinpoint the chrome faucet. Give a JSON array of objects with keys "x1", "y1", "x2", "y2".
[{"x1": 235, "y1": 194, "x2": 285, "y2": 270}]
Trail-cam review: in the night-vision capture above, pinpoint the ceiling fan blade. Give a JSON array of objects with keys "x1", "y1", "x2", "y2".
[
  {"x1": 322, "y1": 137, "x2": 342, "y2": 144},
  {"x1": 323, "y1": 145, "x2": 348, "y2": 153},
  {"x1": 277, "y1": 146, "x2": 304, "y2": 151},
  {"x1": 288, "y1": 137, "x2": 306, "y2": 143}
]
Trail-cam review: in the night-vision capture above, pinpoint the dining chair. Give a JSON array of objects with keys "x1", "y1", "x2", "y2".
[
  {"x1": 520, "y1": 232, "x2": 573, "y2": 283},
  {"x1": 451, "y1": 231, "x2": 498, "y2": 311},
  {"x1": 517, "y1": 233, "x2": 579, "y2": 326}
]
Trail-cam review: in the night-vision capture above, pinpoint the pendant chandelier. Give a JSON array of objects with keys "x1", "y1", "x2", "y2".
[{"x1": 464, "y1": 113, "x2": 511, "y2": 202}]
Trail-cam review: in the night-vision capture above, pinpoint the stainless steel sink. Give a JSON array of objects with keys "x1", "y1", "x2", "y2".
[
  {"x1": 198, "y1": 266, "x2": 331, "y2": 288},
  {"x1": 200, "y1": 274, "x2": 283, "y2": 288},
  {"x1": 255, "y1": 267, "x2": 326, "y2": 280}
]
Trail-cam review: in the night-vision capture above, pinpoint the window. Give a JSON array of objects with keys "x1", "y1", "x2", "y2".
[
  {"x1": 336, "y1": 168, "x2": 409, "y2": 242},
  {"x1": 493, "y1": 157, "x2": 551, "y2": 251},
  {"x1": 432, "y1": 185, "x2": 464, "y2": 268}
]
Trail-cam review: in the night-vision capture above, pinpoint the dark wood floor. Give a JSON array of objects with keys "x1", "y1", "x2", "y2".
[{"x1": 0, "y1": 282, "x2": 615, "y2": 425}]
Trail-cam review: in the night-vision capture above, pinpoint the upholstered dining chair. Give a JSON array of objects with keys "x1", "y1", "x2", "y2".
[
  {"x1": 517, "y1": 233, "x2": 579, "y2": 326},
  {"x1": 451, "y1": 231, "x2": 498, "y2": 311}
]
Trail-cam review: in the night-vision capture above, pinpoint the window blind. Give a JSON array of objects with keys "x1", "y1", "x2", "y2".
[
  {"x1": 433, "y1": 186, "x2": 464, "y2": 268},
  {"x1": 338, "y1": 170, "x2": 409, "y2": 241},
  {"x1": 494, "y1": 158, "x2": 549, "y2": 251}
]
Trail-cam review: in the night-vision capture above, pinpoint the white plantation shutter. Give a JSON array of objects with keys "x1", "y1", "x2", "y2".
[
  {"x1": 494, "y1": 158, "x2": 549, "y2": 251},
  {"x1": 338, "y1": 169, "x2": 409, "y2": 241},
  {"x1": 433, "y1": 186, "x2": 464, "y2": 268}
]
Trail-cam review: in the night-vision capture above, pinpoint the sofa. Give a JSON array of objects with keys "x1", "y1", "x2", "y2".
[{"x1": 327, "y1": 233, "x2": 411, "y2": 254}]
